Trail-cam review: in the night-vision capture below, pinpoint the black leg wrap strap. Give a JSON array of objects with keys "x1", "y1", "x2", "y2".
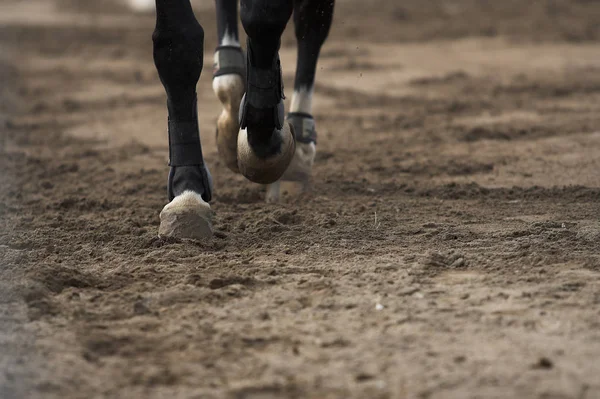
[
  {"x1": 238, "y1": 41, "x2": 285, "y2": 131},
  {"x1": 243, "y1": 40, "x2": 284, "y2": 108},
  {"x1": 165, "y1": 96, "x2": 212, "y2": 202},
  {"x1": 239, "y1": 93, "x2": 285, "y2": 131},
  {"x1": 167, "y1": 95, "x2": 205, "y2": 166},
  {"x1": 212, "y1": 45, "x2": 245, "y2": 78},
  {"x1": 287, "y1": 112, "x2": 317, "y2": 144},
  {"x1": 245, "y1": 63, "x2": 283, "y2": 108},
  {"x1": 168, "y1": 120, "x2": 204, "y2": 166}
]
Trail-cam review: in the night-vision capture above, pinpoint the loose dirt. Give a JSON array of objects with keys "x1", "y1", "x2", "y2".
[{"x1": 1, "y1": 0, "x2": 599, "y2": 398}]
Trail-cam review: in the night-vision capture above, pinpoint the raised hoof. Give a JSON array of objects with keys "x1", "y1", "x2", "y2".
[
  {"x1": 213, "y1": 74, "x2": 245, "y2": 173},
  {"x1": 265, "y1": 141, "x2": 316, "y2": 203},
  {"x1": 237, "y1": 121, "x2": 296, "y2": 185},
  {"x1": 158, "y1": 191, "x2": 213, "y2": 240}
]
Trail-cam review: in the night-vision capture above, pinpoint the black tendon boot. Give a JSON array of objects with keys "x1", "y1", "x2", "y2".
[{"x1": 236, "y1": 40, "x2": 295, "y2": 184}]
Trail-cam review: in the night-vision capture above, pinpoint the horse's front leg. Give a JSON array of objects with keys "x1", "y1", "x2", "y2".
[
  {"x1": 154, "y1": 0, "x2": 213, "y2": 239},
  {"x1": 236, "y1": 0, "x2": 297, "y2": 185}
]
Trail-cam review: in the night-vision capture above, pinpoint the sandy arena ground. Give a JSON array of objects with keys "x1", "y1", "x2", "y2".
[{"x1": 1, "y1": 0, "x2": 600, "y2": 398}]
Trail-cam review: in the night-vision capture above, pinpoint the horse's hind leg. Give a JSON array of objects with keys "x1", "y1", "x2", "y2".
[
  {"x1": 266, "y1": 0, "x2": 335, "y2": 203},
  {"x1": 213, "y1": 0, "x2": 245, "y2": 173}
]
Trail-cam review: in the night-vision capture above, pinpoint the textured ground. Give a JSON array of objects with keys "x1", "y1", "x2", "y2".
[{"x1": 1, "y1": 0, "x2": 600, "y2": 398}]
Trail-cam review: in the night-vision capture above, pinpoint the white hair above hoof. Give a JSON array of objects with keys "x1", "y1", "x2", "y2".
[
  {"x1": 237, "y1": 121, "x2": 296, "y2": 185},
  {"x1": 158, "y1": 191, "x2": 213, "y2": 240},
  {"x1": 127, "y1": 0, "x2": 154, "y2": 12}
]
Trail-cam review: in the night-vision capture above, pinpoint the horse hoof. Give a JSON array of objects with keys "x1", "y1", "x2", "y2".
[
  {"x1": 213, "y1": 74, "x2": 244, "y2": 173},
  {"x1": 265, "y1": 141, "x2": 315, "y2": 202},
  {"x1": 237, "y1": 121, "x2": 296, "y2": 185},
  {"x1": 265, "y1": 181, "x2": 281, "y2": 203},
  {"x1": 158, "y1": 191, "x2": 213, "y2": 240}
]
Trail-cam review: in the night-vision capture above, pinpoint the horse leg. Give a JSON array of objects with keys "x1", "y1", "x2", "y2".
[
  {"x1": 266, "y1": 0, "x2": 335, "y2": 203},
  {"x1": 213, "y1": 0, "x2": 245, "y2": 173},
  {"x1": 236, "y1": 0, "x2": 296, "y2": 185},
  {"x1": 153, "y1": 0, "x2": 213, "y2": 239}
]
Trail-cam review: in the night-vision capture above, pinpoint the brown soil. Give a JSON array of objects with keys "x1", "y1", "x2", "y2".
[{"x1": 1, "y1": 1, "x2": 600, "y2": 398}]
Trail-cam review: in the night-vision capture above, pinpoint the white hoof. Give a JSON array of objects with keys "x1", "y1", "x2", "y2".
[
  {"x1": 265, "y1": 181, "x2": 281, "y2": 203},
  {"x1": 237, "y1": 121, "x2": 296, "y2": 185},
  {"x1": 158, "y1": 191, "x2": 213, "y2": 240},
  {"x1": 213, "y1": 74, "x2": 245, "y2": 173},
  {"x1": 265, "y1": 142, "x2": 315, "y2": 203}
]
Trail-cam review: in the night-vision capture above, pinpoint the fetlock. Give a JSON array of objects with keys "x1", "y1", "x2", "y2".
[
  {"x1": 286, "y1": 112, "x2": 317, "y2": 144},
  {"x1": 213, "y1": 45, "x2": 245, "y2": 79},
  {"x1": 277, "y1": 113, "x2": 316, "y2": 183},
  {"x1": 168, "y1": 165, "x2": 213, "y2": 202}
]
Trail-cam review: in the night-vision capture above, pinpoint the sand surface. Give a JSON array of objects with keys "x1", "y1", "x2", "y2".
[{"x1": 1, "y1": 1, "x2": 599, "y2": 398}]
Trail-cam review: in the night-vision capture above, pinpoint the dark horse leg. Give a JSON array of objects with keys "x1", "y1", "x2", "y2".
[
  {"x1": 153, "y1": 0, "x2": 213, "y2": 239},
  {"x1": 236, "y1": 0, "x2": 296, "y2": 184},
  {"x1": 266, "y1": 0, "x2": 335, "y2": 202}
]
